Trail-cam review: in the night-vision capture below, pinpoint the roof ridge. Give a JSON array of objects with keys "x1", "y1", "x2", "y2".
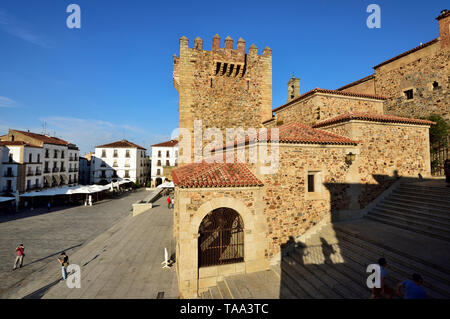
[
  {"x1": 273, "y1": 88, "x2": 387, "y2": 113},
  {"x1": 312, "y1": 112, "x2": 436, "y2": 128}
]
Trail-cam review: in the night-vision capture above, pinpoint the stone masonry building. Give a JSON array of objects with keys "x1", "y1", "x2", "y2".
[
  {"x1": 337, "y1": 9, "x2": 450, "y2": 121},
  {"x1": 170, "y1": 10, "x2": 447, "y2": 298}
]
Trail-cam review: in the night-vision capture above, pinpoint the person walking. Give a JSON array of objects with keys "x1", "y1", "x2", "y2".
[
  {"x1": 12, "y1": 244, "x2": 25, "y2": 270},
  {"x1": 371, "y1": 257, "x2": 394, "y2": 299},
  {"x1": 397, "y1": 273, "x2": 428, "y2": 299},
  {"x1": 167, "y1": 196, "x2": 171, "y2": 209},
  {"x1": 170, "y1": 196, "x2": 174, "y2": 209},
  {"x1": 57, "y1": 252, "x2": 69, "y2": 280}
]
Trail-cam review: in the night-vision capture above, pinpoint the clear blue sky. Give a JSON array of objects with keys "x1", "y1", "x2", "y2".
[{"x1": 0, "y1": 0, "x2": 447, "y2": 155}]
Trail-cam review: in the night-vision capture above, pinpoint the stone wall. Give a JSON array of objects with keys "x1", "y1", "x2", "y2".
[
  {"x1": 340, "y1": 77, "x2": 376, "y2": 95},
  {"x1": 273, "y1": 93, "x2": 384, "y2": 127},
  {"x1": 322, "y1": 121, "x2": 431, "y2": 206},
  {"x1": 257, "y1": 144, "x2": 353, "y2": 260},
  {"x1": 374, "y1": 42, "x2": 450, "y2": 121},
  {"x1": 173, "y1": 186, "x2": 269, "y2": 298},
  {"x1": 173, "y1": 36, "x2": 273, "y2": 164}
]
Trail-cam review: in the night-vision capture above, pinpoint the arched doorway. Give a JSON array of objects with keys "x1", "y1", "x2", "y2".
[
  {"x1": 155, "y1": 178, "x2": 163, "y2": 187},
  {"x1": 198, "y1": 207, "x2": 244, "y2": 268}
]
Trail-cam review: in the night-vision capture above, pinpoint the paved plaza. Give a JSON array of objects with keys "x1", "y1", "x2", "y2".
[{"x1": 0, "y1": 190, "x2": 178, "y2": 299}]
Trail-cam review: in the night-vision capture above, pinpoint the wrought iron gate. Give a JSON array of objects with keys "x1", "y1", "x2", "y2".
[{"x1": 198, "y1": 207, "x2": 244, "y2": 267}]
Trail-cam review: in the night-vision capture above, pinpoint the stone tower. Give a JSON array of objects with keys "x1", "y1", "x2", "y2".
[
  {"x1": 287, "y1": 75, "x2": 300, "y2": 101},
  {"x1": 173, "y1": 35, "x2": 273, "y2": 164}
]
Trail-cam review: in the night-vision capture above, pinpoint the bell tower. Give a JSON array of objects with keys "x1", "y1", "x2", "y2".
[{"x1": 287, "y1": 75, "x2": 300, "y2": 101}]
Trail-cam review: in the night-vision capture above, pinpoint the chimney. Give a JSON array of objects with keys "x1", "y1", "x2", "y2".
[
  {"x1": 287, "y1": 75, "x2": 300, "y2": 101},
  {"x1": 436, "y1": 9, "x2": 450, "y2": 50}
]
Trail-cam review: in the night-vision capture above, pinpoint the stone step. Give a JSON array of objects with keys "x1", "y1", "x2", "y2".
[
  {"x1": 327, "y1": 237, "x2": 447, "y2": 299},
  {"x1": 378, "y1": 202, "x2": 450, "y2": 219},
  {"x1": 217, "y1": 281, "x2": 232, "y2": 299},
  {"x1": 333, "y1": 223, "x2": 450, "y2": 277},
  {"x1": 289, "y1": 249, "x2": 365, "y2": 298},
  {"x1": 398, "y1": 184, "x2": 450, "y2": 196},
  {"x1": 202, "y1": 290, "x2": 212, "y2": 299},
  {"x1": 306, "y1": 242, "x2": 373, "y2": 297},
  {"x1": 279, "y1": 261, "x2": 318, "y2": 298},
  {"x1": 268, "y1": 265, "x2": 300, "y2": 299},
  {"x1": 366, "y1": 213, "x2": 450, "y2": 242},
  {"x1": 392, "y1": 197, "x2": 450, "y2": 211},
  {"x1": 281, "y1": 259, "x2": 329, "y2": 298},
  {"x1": 334, "y1": 231, "x2": 450, "y2": 287},
  {"x1": 209, "y1": 286, "x2": 222, "y2": 299},
  {"x1": 391, "y1": 193, "x2": 450, "y2": 207},
  {"x1": 334, "y1": 235, "x2": 450, "y2": 299},
  {"x1": 372, "y1": 207, "x2": 450, "y2": 228},
  {"x1": 283, "y1": 256, "x2": 343, "y2": 298},
  {"x1": 393, "y1": 188, "x2": 450, "y2": 200}
]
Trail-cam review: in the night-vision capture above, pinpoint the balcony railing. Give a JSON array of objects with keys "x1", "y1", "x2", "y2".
[
  {"x1": 52, "y1": 167, "x2": 59, "y2": 172},
  {"x1": 3, "y1": 173, "x2": 15, "y2": 177},
  {"x1": 26, "y1": 171, "x2": 34, "y2": 176},
  {"x1": 60, "y1": 167, "x2": 66, "y2": 172},
  {"x1": 44, "y1": 168, "x2": 50, "y2": 173},
  {"x1": 35, "y1": 171, "x2": 42, "y2": 176}
]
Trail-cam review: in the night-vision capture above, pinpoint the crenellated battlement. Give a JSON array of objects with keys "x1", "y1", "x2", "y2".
[{"x1": 177, "y1": 34, "x2": 272, "y2": 58}]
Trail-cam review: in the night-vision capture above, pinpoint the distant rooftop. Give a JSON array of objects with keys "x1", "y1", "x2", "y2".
[
  {"x1": 96, "y1": 139, "x2": 146, "y2": 150},
  {"x1": 151, "y1": 139, "x2": 179, "y2": 147}
]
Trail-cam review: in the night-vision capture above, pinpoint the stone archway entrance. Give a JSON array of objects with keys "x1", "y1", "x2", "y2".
[
  {"x1": 155, "y1": 178, "x2": 163, "y2": 187},
  {"x1": 198, "y1": 207, "x2": 244, "y2": 268}
]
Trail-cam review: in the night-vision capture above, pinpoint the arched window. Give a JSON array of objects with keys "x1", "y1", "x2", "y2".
[{"x1": 198, "y1": 207, "x2": 244, "y2": 267}]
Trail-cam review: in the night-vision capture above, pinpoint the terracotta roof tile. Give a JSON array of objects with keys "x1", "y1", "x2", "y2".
[
  {"x1": 151, "y1": 139, "x2": 178, "y2": 147},
  {"x1": 96, "y1": 139, "x2": 146, "y2": 150},
  {"x1": 273, "y1": 88, "x2": 387, "y2": 113},
  {"x1": 11, "y1": 129, "x2": 69, "y2": 146},
  {"x1": 0, "y1": 141, "x2": 42, "y2": 148},
  {"x1": 312, "y1": 112, "x2": 436, "y2": 128},
  {"x1": 213, "y1": 122, "x2": 357, "y2": 152},
  {"x1": 171, "y1": 162, "x2": 263, "y2": 188}
]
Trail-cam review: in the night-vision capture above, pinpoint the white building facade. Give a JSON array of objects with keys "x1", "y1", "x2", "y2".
[
  {"x1": 150, "y1": 139, "x2": 178, "y2": 187},
  {"x1": 92, "y1": 140, "x2": 148, "y2": 185},
  {"x1": 0, "y1": 129, "x2": 80, "y2": 195}
]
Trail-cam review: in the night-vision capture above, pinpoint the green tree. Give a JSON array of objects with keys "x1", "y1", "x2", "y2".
[{"x1": 423, "y1": 114, "x2": 449, "y2": 174}]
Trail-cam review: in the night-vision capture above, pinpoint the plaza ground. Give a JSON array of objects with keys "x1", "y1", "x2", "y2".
[{"x1": 0, "y1": 190, "x2": 178, "y2": 299}]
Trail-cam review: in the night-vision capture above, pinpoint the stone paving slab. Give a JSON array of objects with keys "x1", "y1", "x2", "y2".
[
  {"x1": 0, "y1": 190, "x2": 149, "y2": 298},
  {"x1": 6, "y1": 197, "x2": 178, "y2": 299}
]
